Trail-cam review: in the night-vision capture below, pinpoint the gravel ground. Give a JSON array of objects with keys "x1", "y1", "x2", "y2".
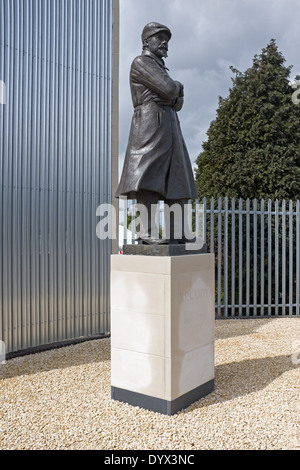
[{"x1": 0, "y1": 318, "x2": 299, "y2": 450}]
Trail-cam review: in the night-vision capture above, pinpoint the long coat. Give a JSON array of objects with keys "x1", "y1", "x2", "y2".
[{"x1": 116, "y1": 50, "x2": 198, "y2": 201}]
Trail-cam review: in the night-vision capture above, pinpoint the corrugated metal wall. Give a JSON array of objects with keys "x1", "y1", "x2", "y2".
[{"x1": 0, "y1": 0, "x2": 114, "y2": 353}]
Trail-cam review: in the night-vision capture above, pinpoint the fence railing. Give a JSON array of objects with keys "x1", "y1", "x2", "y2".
[{"x1": 119, "y1": 197, "x2": 300, "y2": 318}]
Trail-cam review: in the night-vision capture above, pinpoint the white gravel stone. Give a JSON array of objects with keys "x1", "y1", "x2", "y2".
[{"x1": 0, "y1": 318, "x2": 299, "y2": 450}]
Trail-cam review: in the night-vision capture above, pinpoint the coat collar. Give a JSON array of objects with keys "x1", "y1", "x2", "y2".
[{"x1": 142, "y1": 50, "x2": 169, "y2": 71}]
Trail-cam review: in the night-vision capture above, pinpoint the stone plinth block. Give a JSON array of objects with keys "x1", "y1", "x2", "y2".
[{"x1": 110, "y1": 253, "x2": 215, "y2": 415}]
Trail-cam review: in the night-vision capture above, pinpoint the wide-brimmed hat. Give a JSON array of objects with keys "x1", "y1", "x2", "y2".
[{"x1": 142, "y1": 22, "x2": 172, "y2": 42}]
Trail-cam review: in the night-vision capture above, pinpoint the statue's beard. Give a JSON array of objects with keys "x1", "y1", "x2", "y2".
[
  {"x1": 143, "y1": 44, "x2": 168, "y2": 59},
  {"x1": 158, "y1": 47, "x2": 168, "y2": 58}
]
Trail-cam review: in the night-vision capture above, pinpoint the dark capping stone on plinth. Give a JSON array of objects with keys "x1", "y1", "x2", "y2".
[
  {"x1": 111, "y1": 379, "x2": 214, "y2": 415},
  {"x1": 121, "y1": 243, "x2": 207, "y2": 256}
]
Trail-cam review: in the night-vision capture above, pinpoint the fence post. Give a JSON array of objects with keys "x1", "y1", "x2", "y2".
[
  {"x1": 210, "y1": 197, "x2": 215, "y2": 254},
  {"x1": 253, "y1": 199, "x2": 258, "y2": 316},
  {"x1": 124, "y1": 198, "x2": 128, "y2": 246},
  {"x1": 260, "y1": 199, "x2": 265, "y2": 316},
  {"x1": 267, "y1": 199, "x2": 272, "y2": 316},
  {"x1": 275, "y1": 200, "x2": 279, "y2": 316},
  {"x1": 231, "y1": 198, "x2": 236, "y2": 317},
  {"x1": 238, "y1": 198, "x2": 243, "y2": 317},
  {"x1": 217, "y1": 198, "x2": 222, "y2": 318},
  {"x1": 289, "y1": 200, "x2": 294, "y2": 316},
  {"x1": 296, "y1": 200, "x2": 300, "y2": 316},
  {"x1": 131, "y1": 200, "x2": 136, "y2": 244},
  {"x1": 202, "y1": 198, "x2": 207, "y2": 245},
  {"x1": 282, "y1": 199, "x2": 286, "y2": 316},
  {"x1": 224, "y1": 197, "x2": 228, "y2": 317},
  {"x1": 246, "y1": 199, "x2": 250, "y2": 317}
]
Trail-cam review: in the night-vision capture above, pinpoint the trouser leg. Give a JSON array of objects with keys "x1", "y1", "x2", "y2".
[
  {"x1": 136, "y1": 190, "x2": 160, "y2": 243},
  {"x1": 164, "y1": 198, "x2": 192, "y2": 243},
  {"x1": 164, "y1": 198, "x2": 187, "y2": 243}
]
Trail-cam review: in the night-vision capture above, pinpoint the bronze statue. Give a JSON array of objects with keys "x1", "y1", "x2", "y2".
[{"x1": 116, "y1": 22, "x2": 198, "y2": 244}]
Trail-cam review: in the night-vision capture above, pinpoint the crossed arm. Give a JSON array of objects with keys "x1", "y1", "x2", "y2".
[{"x1": 131, "y1": 55, "x2": 184, "y2": 111}]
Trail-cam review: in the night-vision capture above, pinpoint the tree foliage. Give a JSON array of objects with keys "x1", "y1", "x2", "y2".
[{"x1": 195, "y1": 39, "x2": 300, "y2": 201}]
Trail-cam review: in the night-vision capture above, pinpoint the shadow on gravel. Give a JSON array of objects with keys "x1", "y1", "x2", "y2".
[
  {"x1": 185, "y1": 352, "x2": 299, "y2": 411},
  {"x1": 0, "y1": 337, "x2": 111, "y2": 381},
  {"x1": 215, "y1": 317, "x2": 277, "y2": 339}
]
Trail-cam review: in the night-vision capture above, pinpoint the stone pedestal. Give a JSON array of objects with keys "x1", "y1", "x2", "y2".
[{"x1": 110, "y1": 251, "x2": 215, "y2": 415}]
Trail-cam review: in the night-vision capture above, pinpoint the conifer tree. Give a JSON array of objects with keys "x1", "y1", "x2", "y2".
[{"x1": 195, "y1": 39, "x2": 300, "y2": 201}]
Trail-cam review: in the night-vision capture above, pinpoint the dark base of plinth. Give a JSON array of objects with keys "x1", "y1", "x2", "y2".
[
  {"x1": 122, "y1": 243, "x2": 207, "y2": 256},
  {"x1": 111, "y1": 380, "x2": 214, "y2": 415}
]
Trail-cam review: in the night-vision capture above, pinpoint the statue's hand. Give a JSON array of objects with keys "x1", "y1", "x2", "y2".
[
  {"x1": 173, "y1": 96, "x2": 184, "y2": 111},
  {"x1": 174, "y1": 81, "x2": 184, "y2": 97},
  {"x1": 173, "y1": 81, "x2": 184, "y2": 111}
]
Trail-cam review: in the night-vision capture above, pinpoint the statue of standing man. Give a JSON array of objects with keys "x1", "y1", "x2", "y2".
[{"x1": 116, "y1": 22, "x2": 198, "y2": 244}]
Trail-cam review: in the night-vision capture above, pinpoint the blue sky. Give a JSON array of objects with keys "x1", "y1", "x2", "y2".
[{"x1": 119, "y1": 0, "x2": 300, "y2": 172}]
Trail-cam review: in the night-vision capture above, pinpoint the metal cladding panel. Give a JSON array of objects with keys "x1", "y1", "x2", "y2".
[{"x1": 0, "y1": 0, "x2": 113, "y2": 353}]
